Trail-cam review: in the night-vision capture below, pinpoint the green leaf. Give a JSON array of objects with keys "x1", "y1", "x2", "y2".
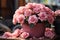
[{"x1": 29, "y1": 23, "x2": 34, "y2": 28}]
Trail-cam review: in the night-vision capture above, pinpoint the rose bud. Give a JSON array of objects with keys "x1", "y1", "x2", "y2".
[{"x1": 20, "y1": 32, "x2": 29, "y2": 39}]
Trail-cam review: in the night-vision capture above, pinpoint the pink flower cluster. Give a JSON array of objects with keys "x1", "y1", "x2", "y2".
[
  {"x1": 13, "y1": 3, "x2": 55, "y2": 25},
  {"x1": 2, "y1": 29, "x2": 29, "y2": 39}
]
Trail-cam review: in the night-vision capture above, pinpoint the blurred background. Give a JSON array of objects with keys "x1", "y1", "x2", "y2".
[
  {"x1": 0, "y1": 0, "x2": 60, "y2": 19},
  {"x1": 0, "y1": 0, "x2": 60, "y2": 36}
]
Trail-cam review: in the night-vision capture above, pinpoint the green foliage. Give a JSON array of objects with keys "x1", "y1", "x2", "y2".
[{"x1": 29, "y1": 23, "x2": 34, "y2": 28}]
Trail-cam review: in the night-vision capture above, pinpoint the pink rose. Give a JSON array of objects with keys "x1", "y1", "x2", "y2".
[
  {"x1": 45, "y1": 31, "x2": 55, "y2": 39},
  {"x1": 44, "y1": 7, "x2": 51, "y2": 12},
  {"x1": 25, "y1": 3, "x2": 33, "y2": 9},
  {"x1": 33, "y1": 7, "x2": 40, "y2": 13},
  {"x1": 17, "y1": 14, "x2": 25, "y2": 24},
  {"x1": 47, "y1": 11, "x2": 55, "y2": 17},
  {"x1": 35, "y1": 4, "x2": 45, "y2": 9},
  {"x1": 15, "y1": 9, "x2": 23, "y2": 14},
  {"x1": 12, "y1": 29, "x2": 21, "y2": 37},
  {"x1": 12, "y1": 17, "x2": 17, "y2": 25},
  {"x1": 19, "y1": 6, "x2": 28, "y2": 12},
  {"x1": 47, "y1": 15, "x2": 54, "y2": 24},
  {"x1": 38, "y1": 12, "x2": 47, "y2": 21},
  {"x1": 33, "y1": 4, "x2": 41, "y2": 13},
  {"x1": 20, "y1": 32, "x2": 29, "y2": 38},
  {"x1": 28, "y1": 15, "x2": 38, "y2": 24},
  {"x1": 55, "y1": 10, "x2": 60, "y2": 16},
  {"x1": 40, "y1": 4, "x2": 45, "y2": 12},
  {"x1": 13, "y1": 14, "x2": 20, "y2": 24},
  {"x1": 33, "y1": 4, "x2": 45, "y2": 13},
  {"x1": 45, "y1": 28, "x2": 53, "y2": 31},
  {"x1": 37, "y1": 4, "x2": 45, "y2": 9},
  {"x1": 24, "y1": 9, "x2": 32, "y2": 16},
  {"x1": 45, "y1": 28, "x2": 55, "y2": 39},
  {"x1": 44, "y1": 7, "x2": 55, "y2": 16}
]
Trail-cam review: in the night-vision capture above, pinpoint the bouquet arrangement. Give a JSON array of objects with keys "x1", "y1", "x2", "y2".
[
  {"x1": 12, "y1": 3, "x2": 55, "y2": 38},
  {"x1": 13, "y1": 3, "x2": 55, "y2": 26},
  {"x1": 1, "y1": 3, "x2": 55, "y2": 40}
]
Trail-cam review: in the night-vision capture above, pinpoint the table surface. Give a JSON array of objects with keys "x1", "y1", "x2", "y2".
[{"x1": 0, "y1": 37, "x2": 54, "y2": 40}]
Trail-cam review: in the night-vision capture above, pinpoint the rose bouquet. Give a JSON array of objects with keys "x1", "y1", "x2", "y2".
[
  {"x1": 13, "y1": 3, "x2": 55, "y2": 37},
  {"x1": 1, "y1": 3, "x2": 56, "y2": 40},
  {"x1": 13, "y1": 3, "x2": 55, "y2": 26},
  {"x1": 12, "y1": 3, "x2": 55, "y2": 38}
]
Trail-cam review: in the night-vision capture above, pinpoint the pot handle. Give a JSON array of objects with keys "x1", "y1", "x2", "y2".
[{"x1": 0, "y1": 23, "x2": 11, "y2": 32}]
